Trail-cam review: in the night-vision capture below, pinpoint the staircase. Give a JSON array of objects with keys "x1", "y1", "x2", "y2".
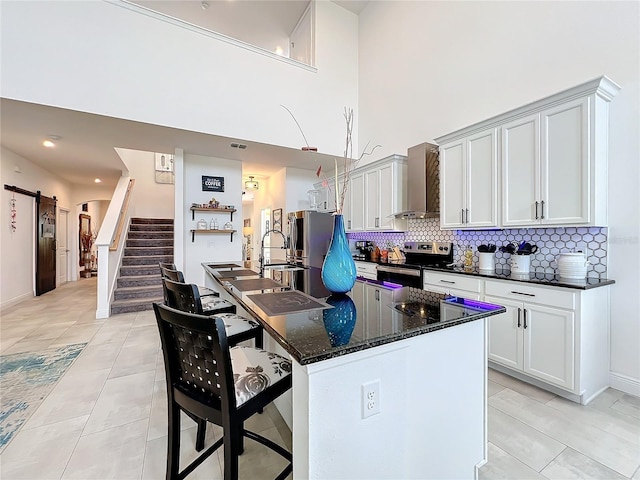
[{"x1": 110, "y1": 218, "x2": 173, "y2": 315}]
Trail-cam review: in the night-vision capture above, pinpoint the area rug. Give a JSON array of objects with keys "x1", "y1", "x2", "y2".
[{"x1": 0, "y1": 343, "x2": 87, "y2": 452}]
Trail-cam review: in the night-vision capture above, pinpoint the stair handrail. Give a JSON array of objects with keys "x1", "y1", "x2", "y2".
[
  {"x1": 95, "y1": 177, "x2": 136, "y2": 318},
  {"x1": 109, "y1": 179, "x2": 135, "y2": 251}
]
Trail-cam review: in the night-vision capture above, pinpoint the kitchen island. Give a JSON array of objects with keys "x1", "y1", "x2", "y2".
[{"x1": 202, "y1": 262, "x2": 505, "y2": 479}]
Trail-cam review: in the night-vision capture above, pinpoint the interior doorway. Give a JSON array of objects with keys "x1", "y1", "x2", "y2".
[
  {"x1": 36, "y1": 194, "x2": 57, "y2": 295},
  {"x1": 57, "y1": 208, "x2": 69, "y2": 285}
]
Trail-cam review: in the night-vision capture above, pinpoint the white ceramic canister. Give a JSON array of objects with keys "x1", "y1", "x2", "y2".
[
  {"x1": 478, "y1": 252, "x2": 496, "y2": 271},
  {"x1": 511, "y1": 254, "x2": 531, "y2": 274},
  {"x1": 557, "y1": 252, "x2": 588, "y2": 279}
]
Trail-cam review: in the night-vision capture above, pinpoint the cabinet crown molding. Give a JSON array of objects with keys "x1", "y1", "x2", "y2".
[{"x1": 435, "y1": 75, "x2": 621, "y2": 145}]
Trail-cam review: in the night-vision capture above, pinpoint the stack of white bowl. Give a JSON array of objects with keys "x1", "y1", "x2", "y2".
[{"x1": 557, "y1": 252, "x2": 589, "y2": 279}]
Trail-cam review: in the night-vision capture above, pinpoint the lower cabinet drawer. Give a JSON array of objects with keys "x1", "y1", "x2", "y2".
[
  {"x1": 423, "y1": 271, "x2": 482, "y2": 294},
  {"x1": 485, "y1": 280, "x2": 575, "y2": 310}
]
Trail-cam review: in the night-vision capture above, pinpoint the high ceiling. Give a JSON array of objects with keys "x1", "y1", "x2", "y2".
[{"x1": 0, "y1": 0, "x2": 369, "y2": 190}]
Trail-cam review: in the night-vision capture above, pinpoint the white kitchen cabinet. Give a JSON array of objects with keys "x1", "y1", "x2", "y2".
[
  {"x1": 354, "y1": 261, "x2": 377, "y2": 280},
  {"x1": 484, "y1": 279, "x2": 609, "y2": 404},
  {"x1": 423, "y1": 270, "x2": 482, "y2": 300},
  {"x1": 312, "y1": 180, "x2": 335, "y2": 213},
  {"x1": 501, "y1": 84, "x2": 617, "y2": 227},
  {"x1": 485, "y1": 293, "x2": 575, "y2": 390},
  {"x1": 436, "y1": 76, "x2": 619, "y2": 229},
  {"x1": 440, "y1": 128, "x2": 498, "y2": 229},
  {"x1": 502, "y1": 97, "x2": 594, "y2": 227},
  {"x1": 326, "y1": 155, "x2": 407, "y2": 232},
  {"x1": 347, "y1": 171, "x2": 364, "y2": 231}
]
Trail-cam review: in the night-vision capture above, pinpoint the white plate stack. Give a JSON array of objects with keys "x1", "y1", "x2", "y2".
[{"x1": 557, "y1": 252, "x2": 589, "y2": 279}]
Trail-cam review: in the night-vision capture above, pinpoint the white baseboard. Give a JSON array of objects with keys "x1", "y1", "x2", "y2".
[
  {"x1": 609, "y1": 372, "x2": 640, "y2": 397},
  {"x1": 95, "y1": 308, "x2": 110, "y2": 319},
  {"x1": 0, "y1": 292, "x2": 33, "y2": 312}
]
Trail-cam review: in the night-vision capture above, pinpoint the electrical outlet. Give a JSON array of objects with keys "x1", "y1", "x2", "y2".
[{"x1": 361, "y1": 380, "x2": 380, "y2": 418}]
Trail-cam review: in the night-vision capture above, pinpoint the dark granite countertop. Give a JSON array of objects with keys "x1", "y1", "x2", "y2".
[
  {"x1": 352, "y1": 257, "x2": 614, "y2": 290},
  {"x1": 203, "y1": 262, "x2": 505, "y2": 365}
]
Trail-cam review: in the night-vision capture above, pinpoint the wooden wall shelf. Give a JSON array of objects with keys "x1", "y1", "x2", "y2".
[
  {"x1": 190, "y1": 207, "x2": 236, "y2": 221},
  {"x1": 190, "y1": 229, "x2": 237, "y2": 242}
]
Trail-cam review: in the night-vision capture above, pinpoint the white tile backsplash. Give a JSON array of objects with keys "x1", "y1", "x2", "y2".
[{"x1": 348, "y1": 218, "x2": 607, "y2": 277}]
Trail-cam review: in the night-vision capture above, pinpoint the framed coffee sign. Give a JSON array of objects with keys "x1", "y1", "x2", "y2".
[{"x1": 202, "y1": 176, "x2": 224, "y2": 192}]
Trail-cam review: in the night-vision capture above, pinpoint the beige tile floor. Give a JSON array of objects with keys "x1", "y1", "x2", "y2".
[{"x1": 1, "y1": 277, "x2": 639, "y2": 479}]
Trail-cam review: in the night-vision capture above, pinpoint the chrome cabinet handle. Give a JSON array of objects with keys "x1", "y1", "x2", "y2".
[
  {"x1": 348, "y1": 220, "x2": 351, "y2": 229},
  {"x1": 466, "y1": 209, "x2": 469, "y2": 224},
  {"x1": 461, "y1": 209, "x2": 465, "y2": 224},
  {"x1": 517, "y1": 307, "x2": 521, "y2": 328},
  {"x1": 375, "y1": 217, "x2": 379, "y2": 228},
  {"x1": 523, "y1": 309, "x2": 528, "y2": 329},
  {"x1": 439, "y1": 280, "x2": 455, "y2": 284},
  {"x1": 535, "y1": 201, "x2": 539, "y2": 219},
  {"x1": 540, "y1": 200, "x2": 545, "y2": 220},
  {"x1": 378, "y1": 266, "x2": 421, "y2": 276},
  {"x1": 375, "y1": 289, "x2": 380, "y2": 301}
]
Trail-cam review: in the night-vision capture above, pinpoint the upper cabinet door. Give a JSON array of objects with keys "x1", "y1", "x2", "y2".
[
  {"x1": 466, "y1": 129, "x2": 498, "y2": 228},
  {"x1": 541, "y1": 97, "x2": 590, "y2": 225},
  {"x1": 377, "y1": 162, "x2": 396, "y2": 230},
  {"x1": 501, "y1": 114, "x2": 540, "y2": 227},
  {"x1": 345, "y1": 172, "x2": 364, "y2": 231},
  {"x1": 440, "y1": 140, "x2": 466, "y2": 228},
  {"x1": 364, "y1": 169, "x2": 380, "y2": 230}
]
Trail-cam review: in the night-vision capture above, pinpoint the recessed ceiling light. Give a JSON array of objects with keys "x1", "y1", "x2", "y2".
[
  {"x1": 43, "y1": 135, "x2": 62, "y2": 148},
  {"x1": 94, "y1": 178, "x2": 102, "y2": 183},
  {"x1": 275, "y1": 46, "x2": 284, "y2": 56}
]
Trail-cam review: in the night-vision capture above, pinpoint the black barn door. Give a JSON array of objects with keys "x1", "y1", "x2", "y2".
[{"x1": 36, "y1": 194, "x2": 57, "y2": 295}]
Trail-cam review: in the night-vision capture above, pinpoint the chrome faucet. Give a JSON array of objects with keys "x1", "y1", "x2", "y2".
[{"x1": 259, "y1": 229, "x2": 289, "y2": 277}]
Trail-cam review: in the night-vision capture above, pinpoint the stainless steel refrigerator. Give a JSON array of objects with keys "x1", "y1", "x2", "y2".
[{"x1": 287, "y1": 210, "x2": 334, "y2": 268}]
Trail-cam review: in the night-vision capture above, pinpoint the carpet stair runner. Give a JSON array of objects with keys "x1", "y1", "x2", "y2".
[{"x1": 110, "y1": 218, "x2": 173, "y2": 315}]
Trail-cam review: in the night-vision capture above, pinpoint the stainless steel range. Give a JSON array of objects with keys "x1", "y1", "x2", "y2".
[
  {"x1": 403, "y1": 241, "x2": 454, "y2": 268},
  {"x1": 376, "y1": 241, "x2": 454, "y2": 288}
]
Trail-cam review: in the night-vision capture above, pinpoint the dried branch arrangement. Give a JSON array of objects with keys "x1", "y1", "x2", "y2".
[{"x1": 281, "y1": 105, "x2": 380, "y2": 215}]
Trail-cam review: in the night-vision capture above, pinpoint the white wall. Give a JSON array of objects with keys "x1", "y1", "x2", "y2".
[
  {"x1": 357, "y1": 1, "x2": 640, "y2": 387},
  {"x1": 115, "y1": 148, "x2": 175, "y2": 219},
  {"x1": 182, "y1": 154, "x2": 243, "y2": 283},
  {"x1": 0, "y1": 0, "x2": 359, "y2": 158},
  {"x1": 0, "y1": 147, "x2": 73, "y2": 309}
]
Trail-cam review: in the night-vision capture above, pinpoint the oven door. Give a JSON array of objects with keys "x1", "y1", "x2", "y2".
[{"x1": 376, "y1": 265, "x2": 423, "y2": 288}]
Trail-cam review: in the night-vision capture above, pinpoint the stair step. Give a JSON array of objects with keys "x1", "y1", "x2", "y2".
[
  {"x1": 129, "y1": 224, "x2": 174, "y2": 232},
  {"x1": 117, "y1": 274, "x2": 163, "y2": 288},
  {"x1": 114, "y1": 285, "x2": 164, "y2": 300},
  {"x1": 127, "y1": 238, "x2": 173, "y2": 247},
  {"x1": 111, "y1": 297, "x2": 164, "y2": 315},
  {"x1": 122, "y1": 255, "x2": 173, "y2": 266},
  {"x1": 131, "y1": 218, "x2": 174, "y2": 224},
  {"x1": 124, "y1": 246, "x2": 173, "y2": 257},
  {"x1": 120, "y1": 264, "x2": 167, "y2": 276},
  {"x1": 127, "y1": 231, "x2": 173, "y2": 239}
]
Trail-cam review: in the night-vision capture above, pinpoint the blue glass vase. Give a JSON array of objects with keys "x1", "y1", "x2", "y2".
[
  {"x1": 323, "y1": 294, "x2": 357, "y2": 347},
  {"x1": 321, "y1": 214, "x2": 356, "y2": 294}
]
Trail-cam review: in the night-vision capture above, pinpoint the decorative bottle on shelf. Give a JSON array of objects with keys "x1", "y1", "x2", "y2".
[
  {"x1": 210, "y1": 218, "x2": 219, "y2": 230},
  {"x1": 321, "y1": 215, "x2": 357, "y2": 294}
]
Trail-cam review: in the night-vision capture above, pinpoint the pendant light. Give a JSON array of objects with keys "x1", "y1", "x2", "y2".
[{"x1": 245, "y1": 176, "x2": 259, "y2": 190}]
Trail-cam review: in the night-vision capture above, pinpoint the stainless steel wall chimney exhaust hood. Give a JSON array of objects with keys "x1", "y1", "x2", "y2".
[{"x1": 394, "y1": 142, "x2": 440, "y2": 219}]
